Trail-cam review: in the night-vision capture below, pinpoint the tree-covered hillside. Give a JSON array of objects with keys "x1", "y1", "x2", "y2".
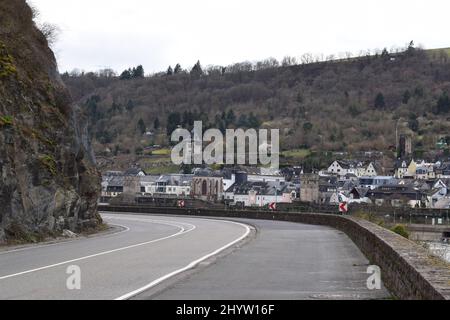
[{"x1": 63, "y1": 45, "x2": 450, "y2": 163}]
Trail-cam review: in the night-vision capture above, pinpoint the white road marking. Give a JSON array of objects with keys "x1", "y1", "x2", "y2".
[
  {"x1": 114, "y1": 219, "x2": 251, "y2": 300},
  {"x1": 0, "y1": 219, "x2": 195, "y2": 281},
  {"x1": 0, "y1": 224, "x2": 131, "y2": 256}
]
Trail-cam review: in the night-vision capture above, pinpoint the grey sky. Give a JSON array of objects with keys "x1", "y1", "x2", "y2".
[{"x1": 29, "y1": 0, "x2": 450, "y2": 74}]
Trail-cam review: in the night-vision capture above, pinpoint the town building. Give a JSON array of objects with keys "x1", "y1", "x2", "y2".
[
  {"x1": 300, "y1": 174, "x2": 319, "y2": 203},
  {"x1": 327, "y1": 160, "x2": 379, "y2": 177},
  {"x1": 192, "y1": 169, "x2": 224, "y2": 202}
]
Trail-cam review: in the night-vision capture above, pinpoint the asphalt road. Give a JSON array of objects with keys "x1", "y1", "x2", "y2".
[
  {"x1": 0, "y1": 213, "x2": 249, "y2": 300},
  {"x1": 0, "y1": 213, "x2": 390, "y2": 300},
  {"x1": 143, "y1": 218, "x2": 390, "y2": 300}
]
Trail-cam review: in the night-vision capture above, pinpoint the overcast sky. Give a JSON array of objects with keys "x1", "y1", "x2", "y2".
[{"x1": 29, "y1": 0, "x2": 450, "y2": 74}]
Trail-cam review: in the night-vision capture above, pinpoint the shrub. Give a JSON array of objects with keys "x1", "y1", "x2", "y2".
[
  {"x1": 0, "y1": 115, "x2": 13, "y2": 126},
  {"x1": 391, "y1": 224, "x2": 410, "y2": 239},
  {"x1": 39, "y1": 155, "x2": 57, "y2": 176},
  {"x1": 0, "y1": 44, "x2": 17, "y2": 77}
]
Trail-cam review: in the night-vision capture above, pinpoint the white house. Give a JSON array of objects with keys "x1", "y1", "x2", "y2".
[
  {"x1": 140, "y1": 174, "x2": 192, "y2": 197},
  {"x1": 227, "y1": 180, "x2": 295, "y2": 207},
  {"x1": 427, "y1": 179, "x2": 449, "y2": 208},
  {"x1": 365, "y1": 162, "x2": 378, "y2": 176},
  {"x1": 395, "y1": 160, "x2": 409, "y2": 178},
  {"x1": 327, "y1": 160, "x2": 378, "y2": 177},
  {"x1": 358, "y1": 176, "x2": 394, "y2": 190},
  {"x1": 415, "y1": 160, "x2": 436, "y2": 180}
]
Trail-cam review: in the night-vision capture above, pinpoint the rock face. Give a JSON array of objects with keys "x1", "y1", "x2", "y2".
[{"x1": 0, "y1": 0, "x2": 101, "y2": 243}]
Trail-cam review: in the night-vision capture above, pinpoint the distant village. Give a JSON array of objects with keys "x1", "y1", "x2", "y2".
[{"x1": 101, "y1": 135, "x2": 450, "y2": 210}]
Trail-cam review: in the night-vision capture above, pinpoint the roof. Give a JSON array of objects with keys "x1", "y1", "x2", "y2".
[
  {"x1": 103, "y1": 171, "x2": 123, "y2": 177},
  {"x1": 139, "y1": 175, "x2": 160, "y2": 183},
  {"x1": 105, "y1": 176, "x2": 124, "y2": 187},
  {"x1": 229, "y1": 180, "x2": 289, "y2": 196},
  {"x1": 193, "y1": 168, "x2": 223, "y2": 177},
  {"x1": 341, "y1": 180, "x2": 356, "y2": 191},
  {"x1": 350, "y1": 187, "x2": 370, "y2": 198},
  {"x1": 435, "y1": 162, "x2": 450, "y2": 171},
  {"x1": 435, "y1": 178, "x2": 450, "y2": 188},
  {"x1": 394, "y1": 158, "x2": 410, "y2": 169},
  {"x1": 334, "y1": 160, "x2": 375, "y2": 169},
  {"x1": 367, "y1": 184, "x2": 423, "y2": 200},
  {"x1": 425, "y1": 187, "x2": 445, "y2": 197},
  {"x1": 124, "y1": 167, "x2": 145, "y2": 176}
]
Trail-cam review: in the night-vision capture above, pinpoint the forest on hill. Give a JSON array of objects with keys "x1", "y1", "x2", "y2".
[{"x1": 63, "y1": 44, "x2": 450, "y2": 168}]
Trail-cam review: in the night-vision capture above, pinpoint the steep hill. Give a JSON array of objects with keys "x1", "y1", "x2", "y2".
[
  {"x1": 0, "y1": 0, "x2": 101, "y2": 243},
  {"x1": 64, "y1": 45, "x2": 450, "y2": 166}
]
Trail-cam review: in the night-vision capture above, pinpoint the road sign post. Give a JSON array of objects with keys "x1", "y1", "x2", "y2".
[{"x1": 339, "y1": 202, "x2": 348, "y2": 214}]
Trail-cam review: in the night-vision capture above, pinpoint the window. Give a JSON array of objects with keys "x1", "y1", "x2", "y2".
[{"x1": 202, "y1": 180, "x2": 207, "y2": 195}]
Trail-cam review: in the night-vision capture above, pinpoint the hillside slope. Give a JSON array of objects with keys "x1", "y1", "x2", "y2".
[
  {"x1": 64, "y1": 46, "x2": 450, "y2": 163},
  {"x1": 0, "y1": 0, "x2": 101, "y2": 243}
]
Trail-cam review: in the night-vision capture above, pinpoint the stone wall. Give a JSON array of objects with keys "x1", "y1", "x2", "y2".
[{"x1": 100, "y1": 205, "x2": 450, "y2": 300}]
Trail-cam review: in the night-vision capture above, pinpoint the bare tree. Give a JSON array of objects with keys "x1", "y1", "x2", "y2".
[
  {"x1": 97, "y1": 68, "x2": 117, "y2": 78},
  {"x1": 300, "y1": 53, "x2": 314, "y2": 64},
  {"x1": 39, "y1": 22, "x2": 60, "y2": 46},
  {"x1": 281, "y1": 56, "x2": 297, "y2": 67},
  {"x1": 29, "y1": 2, "x2": 40, "y2": 20},
  {"x1": 326, "y1": 54, "x2": 336, "y2": 61}
]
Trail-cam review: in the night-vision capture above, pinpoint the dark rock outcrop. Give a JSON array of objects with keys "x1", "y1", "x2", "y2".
[{"x1": 0, "y1": 0, "x2": 101, "y2": 243}]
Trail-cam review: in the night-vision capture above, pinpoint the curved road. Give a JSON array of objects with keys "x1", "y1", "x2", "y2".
[{"x1": 0, "y1": 213, "x2": 390, "y2": 300}]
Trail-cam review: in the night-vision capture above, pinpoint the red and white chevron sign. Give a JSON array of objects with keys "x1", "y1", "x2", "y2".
[
  {"x1": 269, "y1": 202, "x2": 277, "y2": 210},
  {"x1": 177, "y1": 200, "x2": 185, "y2": 208},
  {"x1": 339, "y1": 202, "x2": 348, "y2": 213}
]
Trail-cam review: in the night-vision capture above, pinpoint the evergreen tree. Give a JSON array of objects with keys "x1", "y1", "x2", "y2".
[
  {"x1": 167, "y1": 112, "x2": 181, "y2": 135},
  {"x1": 134, "y1": 65, "x2": 145, "y2": 78},
  {"x1": 167, "y1": 66, "x2": 173, "y2": 76},
  {"x1": 374, "y1": 92, "x2": 386, "y2": 109},
  {"x1": 381, "y1": 48, "x2": 390, "y2": 61},
  {"x1": 190, "y1": 60, "x2": 203, "y2": 78},
  {"x1": 120, "y1": 69, "x2": 132, "y2": 80},
  {"x1": 174, "y1": 64, "x2": 182, "y2": 74},
  {"x1": 247, "y1": 112, "x2": 261, "y2": 128},
  {"x1": 402, "y1": 90, "x2": 411, "y2": 104},
  {"x1": 408, "y1": 113, "x2": 419, "y2": 132},
  {"x1": 126, "y1": 99, "x2": 135, "y2": 111},
  {"x1": 181, "y1": 110, "x2": 194, "y2": 128},
  {"x1": 303, "y1": 122, "x2": 313, "y2": 132},
  {"x1": 153, "y1": 117, "x2": 160, "y2": 130},
  {"x1": 237, "y1": 114, "x2": 248, "y2": 127},
  {"x1": 226, "y1": 109, "x2": 236, "y2": 125},
  {"x1": 407, "y1": 40, "x2": 415, "y2": 54},
  {"x1": 435, "y1": 92, "x2": 450, "y2": 114},
  {"x1": 137, "y1": 118, "x2": 146, "y2": 135}
]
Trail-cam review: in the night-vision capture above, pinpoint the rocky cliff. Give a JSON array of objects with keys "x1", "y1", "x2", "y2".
[{"x1": 0, "y1": 0, "x2": 101, "y2": 243}]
